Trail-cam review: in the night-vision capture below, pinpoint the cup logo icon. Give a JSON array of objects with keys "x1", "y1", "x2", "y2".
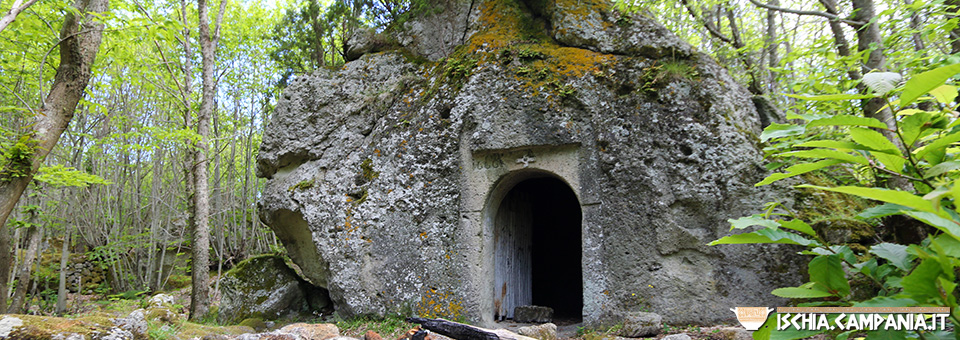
[{"x1": 730, "y1": 307, "x2": 774, "y2": 330}]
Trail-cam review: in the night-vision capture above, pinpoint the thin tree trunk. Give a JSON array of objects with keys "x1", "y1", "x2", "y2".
[
  {"x1": 949, "y1": 0, "x2": 960, "y2": 54},
  {"x1": 0, "y1": 0, "x2": 108, "y2": 313},
  {"x1": 764, "y1": 0, "x2": 779, "y2": 93},
  {"x1": 9, "y1": 209, "x2": 41, "y2": 314},
  {"x1": 189, "y1": 0, "x2": 226, "y2": 321},
  {"x1": 818, "y1": 0, "x2": 861, "y2": 81},
  {"x1": 901, "y1": 0, "x2": 926, "y2": 52},
  {"x1": 56, "y1": 229, "x2": 70, "y2": 315},
  {"x1": 8, "y1": 226, "x2": 20, "y2": 299},
  {"x1": 850, "y1": 0, "x2": 899, "y2": 145},
  {"x1": 0, "y1": 222, "x2": 11, "y2": 313}
]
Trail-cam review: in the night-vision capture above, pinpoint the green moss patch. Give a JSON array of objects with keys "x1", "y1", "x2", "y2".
[{"x1": 289, "y1": 178, "x2": 315, "y2": 192}]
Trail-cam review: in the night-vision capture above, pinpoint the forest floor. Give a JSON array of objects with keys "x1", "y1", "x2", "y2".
[{"x1": 5, "y1": 286, "x2": 760, "y2": 340}]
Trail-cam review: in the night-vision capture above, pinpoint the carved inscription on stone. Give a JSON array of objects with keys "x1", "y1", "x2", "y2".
[{"x1": 473, "y1": 153, "x2": 505, "y2": 170}]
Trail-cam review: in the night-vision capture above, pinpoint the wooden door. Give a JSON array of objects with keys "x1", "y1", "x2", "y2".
[{"x1": 493, "y1": 189, "x2": 532, "y2": 320}]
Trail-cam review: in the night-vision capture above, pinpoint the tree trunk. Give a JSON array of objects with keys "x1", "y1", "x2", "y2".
[
  {"x1": 764, "y1": 0, "x2": 779, "y2": 93},
  {"x1": 177, "y1": 0, "x2": 196, "y2": 294},
  {"x1": 0, "y1": 223, "x2": 11, "y2": 313},
  {"x1": 9, "y1": 210, "x2": 41, "y2": 314},
  {"x1": 849, "y1": 0, "x2": 921, "y2": 240},
  {"x1": 189, "y1": 0, "x2": 226, "y2": 321},
  {"x1": 849, "y1": 0, "x2": 905, "y2": 158},
  {"x1": 850, "y1": 0, "x2": 890, "y2": 124},
  {"x1": 902, "y1": 0, "x2": 926, "y2": 52},
  {"x1": 0, "y1": 0, "x2": 108, "y2": 312},
  {"x1": 949, "y1": 0, "x2": 960, "y2": 54},
  {"x1": 56, "y1": 230, "x2": 69, "y2": 315}
]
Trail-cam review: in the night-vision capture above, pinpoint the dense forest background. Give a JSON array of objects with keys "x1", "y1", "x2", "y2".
[{"x1": 0, "y1": 0, "x2": 959, "y2": 325}]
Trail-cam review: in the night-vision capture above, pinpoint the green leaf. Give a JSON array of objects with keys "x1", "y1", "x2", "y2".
[
  {"x1": 924, "y1": 160, "x2": 960, "y2": 178},
  {"x1": 817, "y1": 245, "x2": 858, "y2": 264},
  {"x1": 858, "y1": 203, "x2": 909, "y2": 219},
  {"x1": 806, "y1": 115, "x2": 888, "y2": 129},
  {"x1": 808, "y1": 255, "x2": 850, "y2": 297},
  {"x1": 786, "y1": 112, "x2": 831, "y2": 121},
  {"x1": 729, "y1": 215, "x2": 780, "y2": 230},
  {"x1": 938, "y1": 276, "x2": 957, "y2": 298},
  {"x1": 854, "y1": 257, "x2": 878, "y2": 277},
  {"x1": 900, "y1": 258, "x2": 943, "y2": 303},
  {"x1": 836, "y1": 330, "x2": 856, "y2": 340},
  {"x1": 918, "y1": 330, "x2": 956, "y2": 340},
  {"x1": 869, "y1": 243, "x2": 913, "y2": 271},
  {"x1": 798, "y1": 185, "x2": 940, "y2": 215},
  {"x1": 761, "y1": 123, "x2": 806, "y2": 142},
  {"x1": 756, "y1": 159, "x2": 845, "y2": 186},
  {"x1": 709, "y1": 228, "x2": 819, "y2": 247},
  {"x1": 851, "y1": 296, "x2": 917, "y2": 307},
  {"x1": 794, "y1": 140, "x2": 870, "y2": 150},
  {"x1": 779, "y1": 219, "x2": 817, "y2": 237},
  {"x1": 901, "y1": 63, "x2": 960, "y2": 106},
  {"x1": 782, "y1": 150, "x2": 868, "y2": 165},
  {"x1": 862, "y1": 329, "x2": 907, "y2": 340},
  {"x1": 848, "y1": 127, "x2": 901, "y2": 155},
  {"x1": 901, "y1": 211, "x2": 960, "y2": 238},
  {"x1": 932, "y1": 234, "x2": 960, "y2": 257},
  {"x1": 785, "y1": 93, "x2": 878, "y2": 101},
  {"x1": 873, "y1": 153, "x2": 907, "y2": 174},
  {"x1": 771, "y1": 287, "x2": 835, "y2": 298},
  {"x1": 929, "y1": 84, "x2": 959, "y2": 104},
  {"x1": 913, "y1": 131, "x2": 960, "y2": 160},
  {"x1": 899, "y1": 111, "x2": 932, "y2": 146}
]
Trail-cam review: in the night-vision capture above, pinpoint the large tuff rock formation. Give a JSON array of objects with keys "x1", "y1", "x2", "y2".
[{"x1": 257, "y1": 0, "x2": 803, "y2": 326}]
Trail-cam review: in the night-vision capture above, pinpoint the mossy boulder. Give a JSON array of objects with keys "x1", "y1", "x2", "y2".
[
  {"x1": 217, "y1": 255, "x2": 331, "y2": 325},
  {"x1": 0, "y1": 314, "x2": 135, "y2": 340}
]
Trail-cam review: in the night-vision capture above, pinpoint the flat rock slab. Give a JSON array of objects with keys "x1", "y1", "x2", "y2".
[
  {"x1": 517, "y1": 323, "x2": 557, "y2": 340},
  {"x1": 513, "y1": 306, "x2": 553, "y2": 323},
  {"x1": 619, "y1": 312, "x2": 662, "y2": 338}
]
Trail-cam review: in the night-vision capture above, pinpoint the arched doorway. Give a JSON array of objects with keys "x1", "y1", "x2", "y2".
[{"x1": 493, "y1": 175, "x2": 582, "y2": 321}]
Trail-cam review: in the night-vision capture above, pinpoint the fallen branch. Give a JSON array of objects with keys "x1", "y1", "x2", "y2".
[{"x1": 406, "y1": 317, "x2": 537, "y2": 340}]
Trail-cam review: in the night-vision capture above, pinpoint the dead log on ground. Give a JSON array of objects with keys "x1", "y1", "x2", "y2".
[{"x1": 406, "y1": 318, "x2": 538, "y2": 340}]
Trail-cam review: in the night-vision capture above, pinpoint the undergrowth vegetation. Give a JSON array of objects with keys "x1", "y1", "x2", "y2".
[{"x1": 712, "y1": 64, "x2": 960, "y2": 340}]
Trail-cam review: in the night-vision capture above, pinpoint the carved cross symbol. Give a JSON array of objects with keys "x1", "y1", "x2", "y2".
[{"x1": 516, "y1": 154, "x2": 536, "y2": 168}]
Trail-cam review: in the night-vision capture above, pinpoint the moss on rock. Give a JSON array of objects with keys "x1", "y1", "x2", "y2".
[
  {"x1": 217, "y1": 254, "x2": 328, "y2": 325},
  {"x1": 238, "y1": 318, "x2": 268, "y2": 332}
]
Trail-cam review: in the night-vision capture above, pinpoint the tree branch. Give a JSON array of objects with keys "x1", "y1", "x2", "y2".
[
  {"x1": 679, "y1": 0, "x2": 732, "y2": 43},
  {"x1": 0, "y1": 0, "x2": 41, "y2": 34},
  {"x1": 747, "y1": 0, "x2": 865, "y2": 26}
]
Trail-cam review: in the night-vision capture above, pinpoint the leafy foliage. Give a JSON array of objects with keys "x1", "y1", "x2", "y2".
[
  {"x1": 269, "y1": 0, "x2": 431, "y2": 85},
  {"x1": 712, "y1": 64, "x2": 960, "y2": 339},
  {"x1": 34, "y1": 165, "x2": 110, "y2": 187}
]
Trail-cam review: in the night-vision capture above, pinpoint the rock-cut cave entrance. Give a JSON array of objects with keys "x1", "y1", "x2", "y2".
[{"x1": 493, "y1": 176, "x2": 583, "y2": 322}]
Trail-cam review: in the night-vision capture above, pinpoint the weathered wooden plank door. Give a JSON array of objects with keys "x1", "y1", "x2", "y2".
[{"x1": 494, "y1": 189, "x2": 532, "y2": 320}]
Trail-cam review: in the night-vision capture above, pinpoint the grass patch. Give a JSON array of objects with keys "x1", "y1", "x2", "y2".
[
  {"x1": 335, "y1": 315, "x2": 414, "y2": 340},
  {"x1": 577, "y1": 323, "x2": 623, "y2": 340}
]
